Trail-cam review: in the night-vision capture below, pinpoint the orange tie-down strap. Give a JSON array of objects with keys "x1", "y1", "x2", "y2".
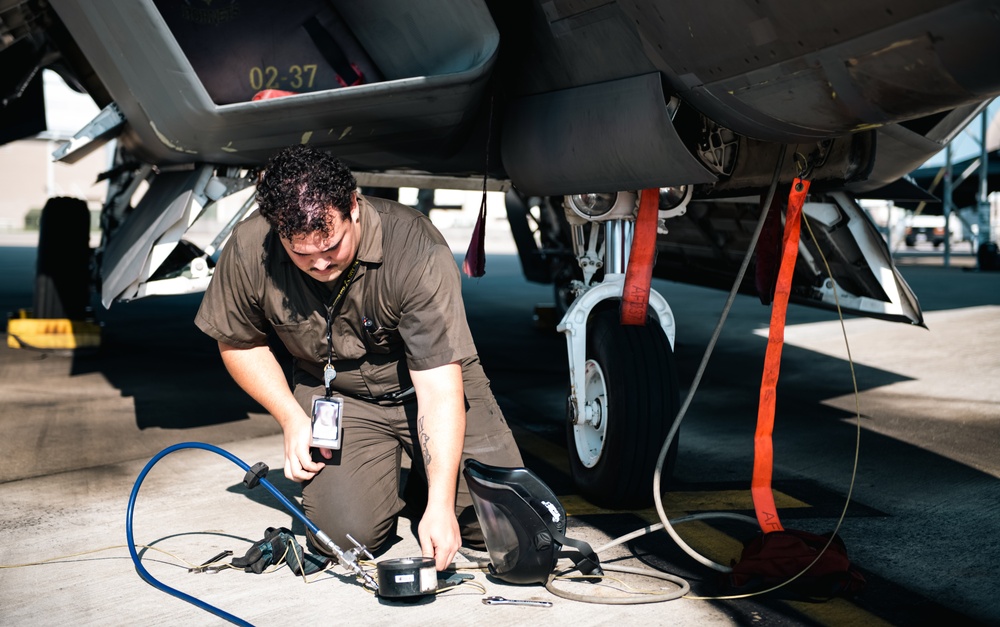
[
  {"x1": 752, "y1": 178, "x2": 810, "y2": 533},
  {"x1": 621, "y1": 188, "x2": 659, "y2": 325}
]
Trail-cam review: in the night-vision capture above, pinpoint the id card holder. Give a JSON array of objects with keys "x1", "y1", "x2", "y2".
[{"x1": 311, "y1": 395, "x2": 344, "y2": 450}]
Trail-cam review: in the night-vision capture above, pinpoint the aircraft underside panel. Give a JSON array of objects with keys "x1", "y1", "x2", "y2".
[
  {"x1": 502, "y1": 73, "x2": 718, "y2": 196},
  {"x1": 48, "y1": 0, "x2": 499, "y2": 168},
  {"x1": 616, "y1": 0, "x2": 1000, "y2": 142}
]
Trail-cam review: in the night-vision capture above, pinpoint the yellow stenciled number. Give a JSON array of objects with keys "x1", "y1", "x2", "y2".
[
  {"x1": 249, "y1": 66, "x2": 263, "y2": 90},
  {"x1": 249, "y1": 65, "x2": 280, "y2": 90},
  {"x1": 263, "y1": 66, "x2": 279, "y2": 89},
  {"x1": 289, "y1": 65, "x2": 303, "y2": 89},
  {"x1": 289, "y1": 64, "x2": 318, "y2": 89},
  {"x1": 250, "y1": 63, "x2": 319, "y2": 91},
  {"x1": 302, "y1": 64, "x2": 317, "y2": 88}
]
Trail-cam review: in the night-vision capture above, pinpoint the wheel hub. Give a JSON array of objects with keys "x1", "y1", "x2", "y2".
[{"x1": 573, "y1": 359, "x2": 608, "y2": 468}]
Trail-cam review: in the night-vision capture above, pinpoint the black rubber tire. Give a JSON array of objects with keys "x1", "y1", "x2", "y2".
[
  {"x1": 34, "y1": 196, "x2": 92, "y2": 319},
  {"x1": 567, "y1": 307, "x2": 680, "y2": 509}
]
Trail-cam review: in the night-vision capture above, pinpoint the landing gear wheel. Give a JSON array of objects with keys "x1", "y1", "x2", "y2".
[
  {"x1": 34, "y1": 197, "x2": 92, "y2": 320},
  {"x1": 574, "y1": 358, "x2": 609, "y2": 468},
  {"x1": 567, "y1": 308, "x2": 680, "y2": 509}
]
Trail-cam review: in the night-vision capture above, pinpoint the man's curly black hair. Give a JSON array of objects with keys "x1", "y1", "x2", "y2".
[{"x1": 256, "y1": 145, "x2": 358, "y2": 240}]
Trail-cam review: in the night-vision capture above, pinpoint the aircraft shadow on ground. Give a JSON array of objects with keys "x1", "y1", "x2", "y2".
[
  {"x1": 895, "y1": 263, "x2": 1000, "y2": 312},
  {"x1": 68, "y1": 293, "x2": 268, "y2": 430}
]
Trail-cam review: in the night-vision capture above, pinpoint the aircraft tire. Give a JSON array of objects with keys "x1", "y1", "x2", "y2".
[
  {"x1": 34, "y1": 196, "x2": 91, "y2": 320},
  {"x1": 567, "y1": 308, "x2": 679, "y2": 509}
]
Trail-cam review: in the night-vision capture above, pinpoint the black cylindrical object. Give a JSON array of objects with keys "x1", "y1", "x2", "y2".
[{"x1": 376, "y1": 557, "x2": 437, "y2": 598}]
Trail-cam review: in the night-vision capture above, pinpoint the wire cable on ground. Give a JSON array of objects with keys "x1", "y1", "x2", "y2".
[
  {"x1": 546, "y1": 563, "x2": 690, "y2": 604},
  {"x1": 1, "y1": 544, "x2": 222, "y2": 570}
]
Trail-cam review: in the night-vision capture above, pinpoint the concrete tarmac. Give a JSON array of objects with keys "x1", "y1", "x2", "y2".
[{"x1": 1, "y1": 224, "x2": 999, "y2": 626}]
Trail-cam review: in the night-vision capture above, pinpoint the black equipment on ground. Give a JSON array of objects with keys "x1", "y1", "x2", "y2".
[
  {"x1": 463, "y1": 459, "x2": 602, "y2": 585},
  {"x1": 376, "y1": 557, "x2": 438, "y2": 598}
]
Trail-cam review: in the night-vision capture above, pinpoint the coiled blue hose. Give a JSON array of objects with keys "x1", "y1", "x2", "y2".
[{"x1": 125, "y1": 442, "x2": 322, "y2": 626}]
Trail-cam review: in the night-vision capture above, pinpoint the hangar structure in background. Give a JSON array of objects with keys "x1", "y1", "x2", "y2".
[
  {"x1": 903, "y1": 106, "x2": 1000, "y2": 268},
  {"x1": 2, "y1": 0, "x2": 1000, "y2": 506}
]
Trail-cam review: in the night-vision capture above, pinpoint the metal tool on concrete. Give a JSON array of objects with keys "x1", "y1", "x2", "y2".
[{"x1": 482, "y1": 596, "x2": 552, "y2": 607}]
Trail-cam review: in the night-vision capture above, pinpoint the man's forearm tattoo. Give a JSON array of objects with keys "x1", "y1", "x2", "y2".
[{"x1": 418, "y1": 415, "x2": 432, "y2": 467}]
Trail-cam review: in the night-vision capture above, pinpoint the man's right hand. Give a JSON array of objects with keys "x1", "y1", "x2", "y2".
[
  {"x1": 282, "y1": 416, "x2": 327, "y2": 481},
  {"x1": 217, "y1": 342, "x2": 332, "y2": 481}
]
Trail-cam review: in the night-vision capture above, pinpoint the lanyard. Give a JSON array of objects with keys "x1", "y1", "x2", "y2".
[{"x1": 323, "y1": 257, "x2": 361, "y2": 397}]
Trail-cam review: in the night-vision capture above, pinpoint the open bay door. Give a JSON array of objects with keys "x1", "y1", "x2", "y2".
[
  {"x1": 99, "y1": 166, "x2": 254, "y2": 307},
  {"x1": 797, "y1": 192, "x2": 923, "y2": 326}
]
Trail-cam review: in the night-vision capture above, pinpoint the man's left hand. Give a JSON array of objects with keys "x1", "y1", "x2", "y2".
[{"x1": 417, "y1": 505, "x2": 461, "y2": 571}]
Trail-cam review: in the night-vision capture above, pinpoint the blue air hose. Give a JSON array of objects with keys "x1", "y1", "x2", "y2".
[{"x1": 125, "y1": 442, "x2": 330, "y2": 626}]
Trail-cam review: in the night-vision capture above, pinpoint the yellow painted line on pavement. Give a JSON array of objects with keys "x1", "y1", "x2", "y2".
[
  {"x1": 509, "y1": 424, "x2": 808, "y2": 513},
  {"x1": 559, "y1": 490, "x2": 808, "y2": 518},
  {"x1": 662, "y1": 489, "x2": 810, "y2": 511},
  {"x1": 781, "y1": 598, "x2": 895, "y2": 627}
]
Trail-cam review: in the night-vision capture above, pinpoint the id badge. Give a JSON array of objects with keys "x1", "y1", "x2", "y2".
[{"x1": 311, "y1": 395, "x2": 343, "y2": 450}]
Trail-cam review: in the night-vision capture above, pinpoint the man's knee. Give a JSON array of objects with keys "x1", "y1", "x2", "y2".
[
  {"x1": 302, "y1": 477, "x2": 403, "y2": 557},
  {"x1": 306, "y1": 506, "x2": 398, "y2": 557}
]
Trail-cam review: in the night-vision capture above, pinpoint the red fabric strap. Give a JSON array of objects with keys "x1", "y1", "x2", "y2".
[
  {"x1": 752, "y1": 178, "x2": 810, "y2": 533},
  {"x1": 621, "y1": 188, "x2": 659, "y2": 325},
  {"x1": 463, "y1": 195, "x2": 487, "y2": 278}
]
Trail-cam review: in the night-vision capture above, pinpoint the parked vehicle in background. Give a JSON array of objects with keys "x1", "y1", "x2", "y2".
[{"x1": 905, "y1": 214, "x2": 947, "y2": 248}]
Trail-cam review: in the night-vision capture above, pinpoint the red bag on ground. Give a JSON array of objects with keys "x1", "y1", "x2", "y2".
[{"x1": 725, "y1": 529, "x2": 867, "y2": 599}]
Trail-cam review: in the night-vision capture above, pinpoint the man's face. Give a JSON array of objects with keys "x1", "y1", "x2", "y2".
[{"x1": 279, "y1": 195, "x2": 361, "y2": 283}]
